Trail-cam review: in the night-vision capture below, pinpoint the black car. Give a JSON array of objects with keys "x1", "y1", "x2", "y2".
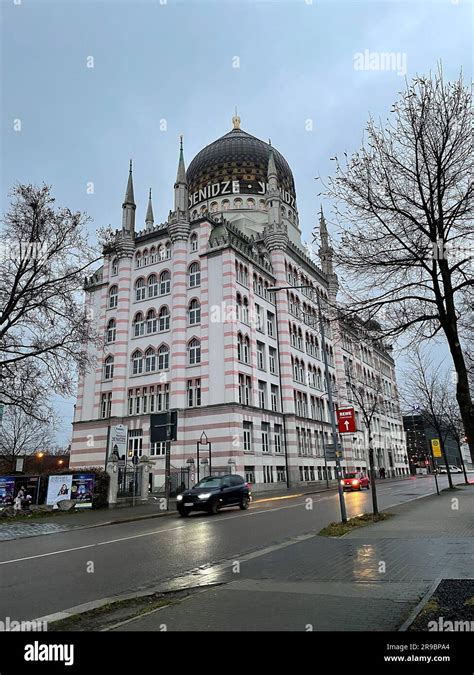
[{"x1": 176, "y1": 474, "x2": 251, "y2": 516}]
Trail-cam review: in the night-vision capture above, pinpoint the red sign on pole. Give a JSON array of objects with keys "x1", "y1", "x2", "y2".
[{"x1": 337, "y1": 407, "x2": 356, "y2": 434}]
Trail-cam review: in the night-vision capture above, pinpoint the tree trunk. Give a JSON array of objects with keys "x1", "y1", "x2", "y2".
[
  {"x1": 368, "y1": 435, "x2": 379, "y2": 516},
  {"x1": 444, "y1": 323, "x2": 474, "y2": 464}
]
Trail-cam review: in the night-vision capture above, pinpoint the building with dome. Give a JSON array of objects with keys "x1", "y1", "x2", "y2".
[{"x1": 70, "y1": 115, "x2": 408, "y2": 493}]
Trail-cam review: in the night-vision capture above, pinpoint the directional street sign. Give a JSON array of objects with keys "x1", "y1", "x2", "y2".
[{"x1": 336, "y1": 407, "x2": 356, "y2": 434}]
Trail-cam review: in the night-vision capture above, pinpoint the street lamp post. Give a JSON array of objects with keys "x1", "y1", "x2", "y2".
[
  {"x1": 268, "y1": 284, "x2": 347, "y2": 522},
  {"x1": 197, "y1": 432, "x2": 212, "y2": 481}
]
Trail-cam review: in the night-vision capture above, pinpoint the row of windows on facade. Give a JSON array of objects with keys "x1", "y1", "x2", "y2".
[
  {"x1": 235, "y1": 262, "x2": 275, "y2": 303},
  {"x1": 237, "y1": 334, "x2": 279, "y2": 374},
  {"x1": 190, "y1": 199, "x2": 296, "y2": 221},
  {"x1": 343, "y1": 357, "x2": 396, "y2": 399},
  {"x1": 107, "y1": 264, "x2": 200, "y2": 309},
  {"x1": 292, "y1": 356, "x2": 337, "y2": 392},
  {"x1": 236, "y1": 295, "x2": 276, "y2": 335},
  {"x1": 286, "y1": 263, "x2": 329, "y2": 303},
  {"x1": 238, "y1": 377, "x2": 281, "y2": 411},
  {"x1": 105, "y1": 299, "x2": 201, "y2": 344},
  {"x1": 102, "y1": 339, "x2": 202, "y2": 380},
  {"x1": 100, "y1": 379, "x2": 201, "y2": 419},
  {"x1": 290, "y1": 323, "x2": 334, "y2": 363}
]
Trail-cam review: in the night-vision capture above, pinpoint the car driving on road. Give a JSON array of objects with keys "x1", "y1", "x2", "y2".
[
  {"x1": 176, "y1": 474, "x2": 251, "y2": 516},
  {"x1": 341, "y1": 472, "x2": 370, "y2": 491}
]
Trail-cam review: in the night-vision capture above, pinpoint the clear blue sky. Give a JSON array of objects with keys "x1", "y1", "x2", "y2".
[{"x1": 1, "y1": 0, "x2": 471, "y2": 443}]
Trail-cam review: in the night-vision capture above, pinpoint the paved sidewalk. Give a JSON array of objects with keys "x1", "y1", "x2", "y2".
[
  {"x1": 111, "y1": 485, "x2": 474, "y2": 632},
  {"x1": 0, "y1": 475, "x2": 425, "y2": 542}
]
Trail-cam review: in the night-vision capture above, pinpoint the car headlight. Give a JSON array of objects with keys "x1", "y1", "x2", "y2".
[
  {"x1": 177, "y1": 495, "x2": 183, "y2": 501},
  {"x1": 198, "y1": 493, "x2": 211, "y2": 499},
  {"x1": 352, "y1": 480, "x2": 359, "y2": 486},
  {"x1": 340, "y1": 480, "x2": 345, "y2": 485}
]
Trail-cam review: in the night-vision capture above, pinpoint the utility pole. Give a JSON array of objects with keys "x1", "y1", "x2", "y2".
[{"x1": 317, "y1": 295, "x2": 347, "y2": 523}]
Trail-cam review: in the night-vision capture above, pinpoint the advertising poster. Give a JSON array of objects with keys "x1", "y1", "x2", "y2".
[
  {"x1": 0, "y1": 476, "x2": 16, "y2": 506},
  {"x1": 46, "y1": 475, "x2": 73, "y2": 507},
  {"x1": 109, "y1": 424, "x2": 128, "y2": 460},
  {"x1": 71, "y1": 474, "x2": 95, "y2": 509}
]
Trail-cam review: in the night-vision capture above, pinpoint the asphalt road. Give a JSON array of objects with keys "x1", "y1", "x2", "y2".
[{"x1": 0, "y1": 474, "x2": 469, "y2": 622}]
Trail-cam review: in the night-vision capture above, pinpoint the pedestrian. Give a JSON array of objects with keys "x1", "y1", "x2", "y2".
[
  {"x1": 379, "y1": 467, "x2": 383, "y2": 479},
  {"x1": 13, "y1": 488, "x2": 24, "y2": 514}
]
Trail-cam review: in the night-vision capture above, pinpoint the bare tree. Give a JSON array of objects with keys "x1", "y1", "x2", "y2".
[
  {"x1": 0, "y1": 406, "x2": 55, "y2": 472},
  {"x1": 324, "y1": 67, "x2": 474, "y2": 462},
  {"x1": 402, "y1": 350, "x2": 455, "y2": 488},
  {"x1": 347, "y1": 368, "x2": 385, "y2": 515},
  {"x1": 0, "y1": 184, "x2": 113, "y2": 420},
  {"x1": 443, "y1": 389, "x2": 470, "y2": 484}
]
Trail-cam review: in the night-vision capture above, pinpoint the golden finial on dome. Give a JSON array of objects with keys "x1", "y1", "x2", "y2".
[{"x1": 232, "y1": 106, "x2": 241, "y2": 129}]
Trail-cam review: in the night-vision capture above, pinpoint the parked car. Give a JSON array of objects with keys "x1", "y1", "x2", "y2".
[
  {"x1": 341, "y1": 472, "x2": 370, "y2": 491},
  {"x1": 438, "y1": 465, "x2": 463, "y2": 474},
  {"x1": 176, "y1": 474, "x2": 251, "y2": 516}
]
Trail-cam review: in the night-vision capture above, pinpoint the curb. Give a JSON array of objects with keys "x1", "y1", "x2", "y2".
[{"x1": 398, "y1": 578, "x2": 442, "y2": 632}]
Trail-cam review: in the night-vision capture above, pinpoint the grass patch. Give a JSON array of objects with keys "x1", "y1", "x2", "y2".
[
  {"x1": 0, "y1": 509, "x2": 89, "y2": 524},
  {"x1": 47, "y1": 588, "x2": 201, "y2": 632},
  {"x1": 319, "y1": 512, "x2": 393, "y2": 537}
]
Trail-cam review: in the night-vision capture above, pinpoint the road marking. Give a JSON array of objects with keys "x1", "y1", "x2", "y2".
[
  {"x1": 0, "y1": 501, "x2": 308, "y2": 566},
  {"x1": 0, "y1": 483, "x2": 447, "y2": 567}
]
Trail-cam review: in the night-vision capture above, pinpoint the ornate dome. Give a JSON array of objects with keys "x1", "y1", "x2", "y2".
[{"x1": 186, "y1": 124, "x2": 296, "y2": 201}]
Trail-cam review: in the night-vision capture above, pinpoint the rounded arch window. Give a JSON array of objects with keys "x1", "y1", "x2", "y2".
[
  {"x1": 246, "y1": 198, "x2": 255, "y2": 209},
  {"x1": 222, "y1": 200, "x2": 230, "y2": 211}
]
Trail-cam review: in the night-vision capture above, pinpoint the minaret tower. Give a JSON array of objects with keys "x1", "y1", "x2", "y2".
[
  {"x1": 122, "y1": 159, "x2": 136, "y2": 236},
  {"x1": 265, "y1": 142, "x2": 282, "y2": 226},
  {"x1": 318, "y1": 206, "x2": 339, "y2": 300},
  {"x1": 145, "y1": 188, "x2": 154, "y2": 228}
]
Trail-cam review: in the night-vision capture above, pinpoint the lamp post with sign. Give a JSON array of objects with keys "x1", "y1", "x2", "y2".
[
  {"x1": 430, "y1": 438, "x2": 441, "y2": 495},
  {"x1": 197, "y1": 432, "x2": 212, "y2": 481},
  {"x1": 150, "y1": 411, "x2": 178, "y2": 509}
]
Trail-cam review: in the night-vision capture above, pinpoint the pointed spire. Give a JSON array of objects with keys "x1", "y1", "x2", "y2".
[
  {"x1": 123, "y1": 159, "x2": 135, "y2": 206},
  {"x1": 267, "y1": 144, "x2": 277, "y2": 181},
  {"x1": 175, "y1": 135, "x2": 187, "y2": 185},
  {"x1": 145, "y1": 188, "x2": 154, "y2": 226},
  {"x1": 122, "y1": 159, "x2": 136, "y2": 235},
  {"x1": 319, "y1": 205, "x2": 330, "y2": 250},
  {"x1": 173, "y1": 136, "x2": 189, "y2": 216}
]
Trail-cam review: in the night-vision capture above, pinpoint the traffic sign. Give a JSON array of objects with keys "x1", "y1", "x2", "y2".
[
  {"x1": 325, "y1": 443, "x2": 343, "y2": 462},
  {"x1": 431, "y1": 438, "x2": 442, "y2": 458},
  {"x1": 337, "y1": 407, "x2": 356, "y2": 434},
  {"x1": 150, "y1": 411, "x2": 178, "y2": 443}
]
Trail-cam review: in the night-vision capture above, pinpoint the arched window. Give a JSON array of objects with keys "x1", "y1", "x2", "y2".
[
  {"x1": 188, "y1": 299, "x2": 201, "y2": 325},
  {"x1": 158, "y1": 344, "x2": 169, "y2": 370},
  {"x1": 222, "y1": 199, "x2": 230, "y2": 210},
  {"x1": 135, "y1": 278, "x2": 145, "y2": 302},
  {"x1": 160, "y1": 270, "x2": 171, "y2": 295},
  {"x1": 150, "y1": 247, "x2": 156, "y2": 264},
  {"x1": 111, "y1": 259, "x2": 118, "y2": 276},
  {"x1": 104, "y1": 355, "x2": 114, "y2": 380},
  {"x1": 146, "y1": 309, "x2": 157, "y2": 334},
  {"x1": 242, "y1": 297, "x2": 249, "y2": 324},
  {"x1": 259, "y1": 199, "x2": 266, "y2": 210},
  {"x1": 188, "y1": 262, "x2": 200, "y2": 288},
  {"x1": 159, "y1": 306, "x2": 170, "y2": 331},
  {"x1": 148, "y1": 274, "x2": 158, "y2": 298},
  {"x1": 165, "y1": 242, "x2": 172, "y2": 259},
  {"x1": 246, "y1": 198, "x2": 255, "y2": 209},
  {"x1": 158, "y1": 245, "x2": 165, "y2": 261},
  {"x1": 135, "y1": 252, "x2": 141, "y2": 269},
  {"x1": 188, "y1": 338, "x2": 201, "y2": 365},
  {"x1": 142, "y1": 249, "x2": 149, "y2": 266},
  {"x1": 133, "y1": 312, "x2": 145, "y2": 337},
  {"x1": 108, "y1": 285, "x2": 118, "y2": 309},
  {"x1": 190, "y1": 233, "x2": 198, "y2": 252},
  {"x1": 192, "y1": 209, "x2": 198, "y2": 220},
  {"x1": 131, "y1": 350, "x2": 143, "y2": 375},
  {"x1": 210, "y1": 202, "x2": 218, "y2": 213},
  {"x1": 106, "y1": 318, "x2": 116, "y2": 343},
  {"x1": 145, "y1": 347, "x2": 156, "y2": 373},
  {"x1": 234, "y1": 198, "x2": 243, "y2": 209}
]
